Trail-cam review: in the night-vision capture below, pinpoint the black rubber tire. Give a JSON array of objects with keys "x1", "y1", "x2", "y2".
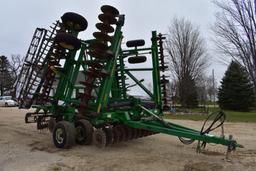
[
  {"x1": 52, "y1": 121, "x2": 75, "y2": 149},
  {"x1": 128, "y1": 56, "x2": 147, "y2": 64},
  {"x1": 126, "y1": 39, "x2": 145, "y2": 47},
  {"x1": 61, "y1": 12, "x2": 88, "y2": 32},
  {"x1": 93, "y1": 129, "x2": 107, "y2": 148},
  {"x1": 75, "y1": 119, "x2": 93, "y2": 145},
  {"x1": 48, "y1": 117, "x2": 56, "y2": 133},
  {"x1": 55, "y1": 33, "x2": 81, "y2": 51}
]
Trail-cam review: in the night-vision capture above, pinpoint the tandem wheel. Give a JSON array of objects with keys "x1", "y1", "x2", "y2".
[
  {"x1": 75, "y1": 119, "x2": 94, "y2": 145},
  {"x1": 52, "y1": 121, "x2": 75, "y2": 149}
]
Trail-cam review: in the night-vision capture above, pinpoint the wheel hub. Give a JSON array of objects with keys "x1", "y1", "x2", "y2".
[
  {"x1": 76, "y1": 126, "x2": 85, "y2": 141},
  {"x1": 56, "y1": 128, "x2": 64, "y2": 144}
]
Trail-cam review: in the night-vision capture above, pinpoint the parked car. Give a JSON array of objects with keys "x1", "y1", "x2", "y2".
[{"x1": 0, "y1": 96, "x2": 18, "y2": 107}]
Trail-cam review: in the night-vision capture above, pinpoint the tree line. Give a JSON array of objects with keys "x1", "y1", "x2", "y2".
[
  {"x1": 166, "y1": 0, "x2": 256, "y2": 111},
  {"x1": 0, "y1": 55, "x2": 22, "y2": 97}
]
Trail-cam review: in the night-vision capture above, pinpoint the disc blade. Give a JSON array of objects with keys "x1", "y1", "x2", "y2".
[
  {"x1": 98, "y1": 13, "x2": 117, "y2": 24},
  {"x1": 101, "y1": 5, "x2": 119, "y2": 16},
  {"x1": 96, "y1": 23, "x2": 114, "y2": 33}
]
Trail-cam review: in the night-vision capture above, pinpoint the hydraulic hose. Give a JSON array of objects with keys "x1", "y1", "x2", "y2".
[{"x1": 179, "y1": 111, "x2": 226, "y2": 145}]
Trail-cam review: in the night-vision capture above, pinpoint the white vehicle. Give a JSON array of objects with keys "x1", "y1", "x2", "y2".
[{"x1": 0, "y1": 96, "x2": 18, "y2": 107}]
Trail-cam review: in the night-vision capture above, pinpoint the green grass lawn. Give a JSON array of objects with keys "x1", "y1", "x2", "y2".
[{"x1": 164, "y1": 108, "x2": 256, "y2": 123}]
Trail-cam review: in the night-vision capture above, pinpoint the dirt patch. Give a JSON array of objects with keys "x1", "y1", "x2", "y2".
[
  {"x1": 13, "y1": 129, "x2": 33, "y2": 137},
  {"x1": 184, "y1": 162, "x2": 225, "y2": 171},
  {"x1": 201, "y1": 150, "x2": 224, "y2": 156},
  {"x1": 0, "y1": 123, "x2": 8, "y2": 127},
  {"x1": 28, "y1": 141, "x2": 60, "y2": 153},
  {"x1": 47, "y1": 162, "x2": 75, "y2": 171}
]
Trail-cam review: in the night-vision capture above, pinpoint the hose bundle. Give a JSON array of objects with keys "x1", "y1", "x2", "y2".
[{"x1": 179, "y1": 111, "x2": 226, "y2": 146}]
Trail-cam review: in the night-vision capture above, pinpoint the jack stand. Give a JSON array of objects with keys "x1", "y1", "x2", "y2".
[
  {"x1": 225, "y1": 135, "x2": 234, "y2": 162},
  {"x1": 196, "y1": 140, "x2": 206, "y2": 153},
  {"x1": 196, "y1": 141, "x2": 201, "y2": 153}
]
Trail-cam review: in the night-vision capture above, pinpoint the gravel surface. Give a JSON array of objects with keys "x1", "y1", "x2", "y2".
[{"x1": 0, "y1": 107, "x2": 255, "y2": 171}]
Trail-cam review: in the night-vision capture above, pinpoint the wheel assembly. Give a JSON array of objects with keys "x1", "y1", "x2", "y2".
[
  {"x1": 52, "y1": 121, "x2": 75, "y2": 149},
  {"x1": 75, "y1": 119, "x2": 93, "y2": 145}
]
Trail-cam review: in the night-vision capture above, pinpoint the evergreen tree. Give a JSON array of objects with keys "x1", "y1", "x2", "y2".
[
  {"x1": 218, "y1": 61, "x2": 255, "y2": 111},
  {"x1": 0, "y1": 55, "x2": 15, "y2": 96}
]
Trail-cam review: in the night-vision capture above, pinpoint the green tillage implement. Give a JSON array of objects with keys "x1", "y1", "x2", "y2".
[{"x1": 16, "y1": 5, "x2": 242, "y2": 155}]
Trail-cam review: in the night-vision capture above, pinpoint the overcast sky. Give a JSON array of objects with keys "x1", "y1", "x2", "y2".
[{"x1": 0, "y1": 0, "x2": 227, "y2": 92}]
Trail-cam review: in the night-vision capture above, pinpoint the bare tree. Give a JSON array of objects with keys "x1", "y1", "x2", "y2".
[
  {"x1": 213, "y1": 0, "x2": 256, "y2": 89},
  {"x1": 9, "y1": 54, "x2": 23, "y2": 97},
  {"x1": 166, "y1": 17, "x2": 208, "y2": 107},
  {"x1": 9, "y1": 54, "x2": 23, "y2": 85}
]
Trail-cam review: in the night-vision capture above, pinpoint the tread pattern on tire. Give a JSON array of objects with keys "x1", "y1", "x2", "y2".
[
  {"x1": 75, "y1": 119, "x2": 93, "y2": 145},
  {"x1": 53, "y1": 121, "x2": 75, "y2": 149}
]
